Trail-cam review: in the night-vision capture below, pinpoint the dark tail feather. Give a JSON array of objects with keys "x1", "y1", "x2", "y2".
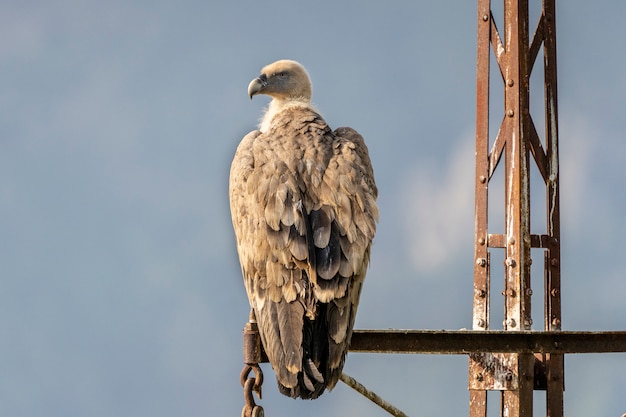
[
  {"x1": 304, "y1": 358, "x2": 324, "y2": 384},
  {"x1": 277, "y1": 303, "x2": 352, "y2": 399},
  {"x1": 301, "y1": 357, "x2": 324, "y2": 392}
]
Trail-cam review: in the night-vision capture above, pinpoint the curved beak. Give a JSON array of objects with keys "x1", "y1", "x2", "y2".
[{"x1": 247, "y1": 73, "x2": 268, "y2": 99}]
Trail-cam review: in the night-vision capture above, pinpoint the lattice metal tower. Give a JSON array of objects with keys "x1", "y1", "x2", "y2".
[{"x1": 469, "y1": 0, "x2": 563, "y2": 415}]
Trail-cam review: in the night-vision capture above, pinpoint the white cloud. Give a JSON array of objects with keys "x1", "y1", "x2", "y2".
[
  {"x1": 403, "y1": 131, "x2": 475, "y2": 273},
  {"x1": 559, "y1": 112, "x2": 594, "y2": 234}
]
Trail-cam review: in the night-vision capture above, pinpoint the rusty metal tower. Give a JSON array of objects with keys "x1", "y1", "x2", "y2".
[
  {"x1": 470, "y1": 0, "x2": 563, "y2": 415},
  {"x1": 239, "y1": 1, "x2": 626, "y2": 416}
]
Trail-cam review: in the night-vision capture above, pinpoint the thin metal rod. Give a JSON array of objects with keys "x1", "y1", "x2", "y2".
[{"x1": 339, "y1": 372, "x2": 409, "y2": 417}]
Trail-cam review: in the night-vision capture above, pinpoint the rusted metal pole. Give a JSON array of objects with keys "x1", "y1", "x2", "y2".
[
  {"x1": 473, "y1": 0, "x2": 491, "y2": 336},
  {"x1": 471, "y1": 3, "x2": 491, "y2": 415},
  {"x1": 501, "y1": 2, "x2": 534, "y2": 414},
  {"x1": 540, "y1": 1, "x2": 563, "y2": 415}
]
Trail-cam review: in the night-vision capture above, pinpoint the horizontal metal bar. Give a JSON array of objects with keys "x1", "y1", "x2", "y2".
[
  {"x1": 487, "y1": 234, "x2": 554, "y2": 248},
  {"x1": 349, "y1": 330, "x2": 626, "y2": 355}
]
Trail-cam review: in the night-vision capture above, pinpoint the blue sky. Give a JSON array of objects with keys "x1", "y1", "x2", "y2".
[{"x1": 1, "y1": 1, "x2": 625, "y2": 416}]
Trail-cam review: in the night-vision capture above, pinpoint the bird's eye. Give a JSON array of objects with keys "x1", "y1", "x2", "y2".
[{"x1": 277, "y1": 72, "x2": 287, "y2": 78}]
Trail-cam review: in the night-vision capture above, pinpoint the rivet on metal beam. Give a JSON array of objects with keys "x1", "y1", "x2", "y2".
[
  {"x1": 505, "y1": 257, "x2": 516, "y2": 267},
  {"x1": 523, "y1": 318, "x2": 533, "y2": 328},
  {"x1": 505, "y1": 372, "x2": 514, "y2": 381},
  {"x1": 478, "y1": 237, "x2": 486, "y2": 245},
  {"x1": 477, "y1": 319, "x2": 486, "y2": 328},
  {"x1": 508, "y1": 237, "x2": 516, "y2": 245},
  {"x1": 507, "y1": 79, "x2": 515, "y2": 87},
  {"x1": 507, "y1": 289, "x2": 516, "y2": 297},
  {"x1": 551, "y1": 288, "x2": 559, "y2": 297},
  {"x1": 476, "y1": 289, "x2": 487, "y2": 298},
  {"x1": 507, "y1": 109, "x2": 515, "y2": 117},
  {"x1": 526, "y1": 288, "x2": 533, "y2": 296},
  {"x1": 479, "y1": 175, "x2": 487, "y2": 183},
  {"x1": 550, "y1": 258, "x2": 559, "y2": 267},
  {"x1": 552, "y1": 317, "x2": 561, "y2": 326},
  {"x1": 482, "y1": 14, "x2": 489, "y2": 21},
  {"x1": 476, "y1": 372, "x2": 484, "y2": 381},
  {"x1": 506, "y1": 318, "x2": 517, "y2": 328},
  {"x1": 476, "y1": 258, "x2": 487, "y2": 267}
]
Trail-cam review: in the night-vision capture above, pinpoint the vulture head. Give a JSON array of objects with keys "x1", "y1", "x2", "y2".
[{"x1": 248, "y1": 59, "x2": 312, "y2": 102}]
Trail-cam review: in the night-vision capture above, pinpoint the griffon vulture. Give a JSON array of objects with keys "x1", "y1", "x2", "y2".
[{"x1": 229, "y1": 60, "x2": 378, "y2": 399}]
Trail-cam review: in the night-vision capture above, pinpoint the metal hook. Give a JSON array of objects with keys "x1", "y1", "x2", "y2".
[{"x1": 240, "y1": 364, "x2": 263, "y2": 398}]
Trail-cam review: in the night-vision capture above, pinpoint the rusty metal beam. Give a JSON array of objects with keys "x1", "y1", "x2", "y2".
[
  {"x1": 349, "y1": 330, "x2": 626, "y2": 355},
  {"x1": 473, "y1": 0, "x2": 491, "y2": 336},
  {"x1": 541, "y1": 1, "x2": 563, "y2": 414},
  {"x1": 501, "y1": 0, "x2": 532, "y2": 335}
]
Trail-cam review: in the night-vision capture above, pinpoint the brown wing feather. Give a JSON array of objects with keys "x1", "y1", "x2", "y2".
[{"x1": 229, "y1": 106, "x2": 377, "y2": 399}]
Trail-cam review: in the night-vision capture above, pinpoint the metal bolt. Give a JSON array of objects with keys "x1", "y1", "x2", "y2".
[
  {"x1": 550, "y1": 258, "x2": 559, "y2": 267},
  {"x1": 504, "y1": 372, "x2": 513, "y2": 381},
  {"x1": 507, "y1": 318, "x2": 517, "y2": 328},
  {"x1": 508, "y1": 237, "x2": 516, "y2": 245},
  {"x1": 476, "y1": 289, "x2": 487, "y2": 298},
  {"x1": 477, "y1": 319, "x2": 485, "y2": 328},
  {"x1": 483, "y1": 14, "x2": 489, "y2": 21},
  {"x1": 523, "y1": 318, "x2": 533, "y2": 328},
  {"x1": 507, "y1": 109, "x2": 515, "y2": 117},
  {"x1": 526, "y1": 288, "x2": 533, "y2": 296},
  {"x1": 507, "y1": 289, "x2": 516, "y2": 297},
  {"x1": 476, "y1": 258, "x2": 487, "y2": 267},
  {"x1": 479, "y1": 175, "x2": 487, "y2": 183},
  {"x1": 478, "y1": 237, "x2": 486, "y2": 245},
  {"x1": 552, "y1": 317, "x2": 561, "y2": 327},
  {"x1": 507, "y1": 79, "x2": 514, "y2": 87},
  {"x1": 550, "y1": 288, "x2": 559, "y2": 297},
  {"x1": 505, "y1": 257, "x2": 516, "y2": 267},
  {"x1": 476, "y1": 372, "x2": 484, "y2": 381}
]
